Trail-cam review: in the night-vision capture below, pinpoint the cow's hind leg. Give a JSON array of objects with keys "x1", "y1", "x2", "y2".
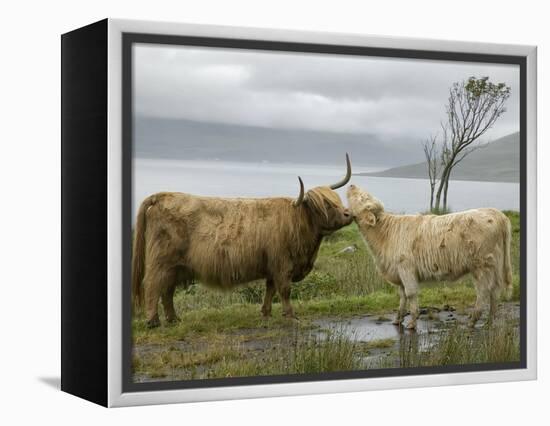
[
  {"x1": 261, "y1": 278, "x2": 276, "y2": 318},
  {"x1": 487, "y1": 268, "x2": 500, "y2": 326},
  {"x1": 470, "y1": 269, "x2": 491, "y2": 328},
  {"x1": 143, "y1": 269, "x2": 161, "y2": 328},
  {"x1": 398, "y1": 267, "x2": 419, "y2": 330},
  {"x1": 487, "y1": 287, "x2": 498, "y2": 326},
  {"x1": 144, "y1": 265, "x2": 174, "y2": 328},
  {"x1": 161, "y1": 275, "x2": 179, "y2": 324},
  {"x1": 392, "y1": 284, "x2": 407, "y2": 325}
]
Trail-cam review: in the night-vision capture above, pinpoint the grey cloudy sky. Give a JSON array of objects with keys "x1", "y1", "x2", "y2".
[{"x1": 134, "y1": 43, "x2": 520, "y2": 144}]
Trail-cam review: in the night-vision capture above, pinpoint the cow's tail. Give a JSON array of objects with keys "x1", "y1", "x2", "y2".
[
  {"x1": 132, "y1": 196, "x2": 155, "y2": 310},
  {"x1": 502, "y1": 216, "x2": 513, "y2": 300}
]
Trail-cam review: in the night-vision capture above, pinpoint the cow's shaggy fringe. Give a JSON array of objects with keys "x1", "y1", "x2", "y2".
[
  {"x1": 347, "y1": 184, "x2": 513, "y2": 329},
  {"x1": 305, "y1": 186, "x2": 343, "y2": 222}
]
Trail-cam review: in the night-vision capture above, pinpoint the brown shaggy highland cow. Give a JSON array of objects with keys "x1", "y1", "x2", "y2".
[
  {"x1": 347, "y1": 184, "x2": 513, "y2": 329},
  {"x1": 132, "y1": 155, "x2": 353, "y2": 327}
]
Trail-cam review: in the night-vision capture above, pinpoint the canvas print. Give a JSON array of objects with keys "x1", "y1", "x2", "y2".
[{"x1": 130, "y1": 42, "x2": 521, "y2": 384}]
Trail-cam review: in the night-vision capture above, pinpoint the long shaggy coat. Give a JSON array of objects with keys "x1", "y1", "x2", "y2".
[
  {"x1": 347, "y1": 184, "x2": 512, "y2": 328},
  {"x1": 132, "y1": 187, "x2": 352, "y2": 327}
]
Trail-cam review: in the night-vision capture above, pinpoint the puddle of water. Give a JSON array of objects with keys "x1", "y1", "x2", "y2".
[
  {"x1": 313, "y1": 303, "x2": 519, "y2": 367},
  {"x1": 314, "y1": 303, "x2": 519, "y2": 346},
  {"x1": 313, "y1": 310, "x2": 465, "y2": 342}
]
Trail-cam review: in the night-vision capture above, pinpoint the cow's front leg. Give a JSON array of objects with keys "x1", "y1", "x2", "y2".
[
  {"x1": 406, "y1": 290, "x2": 419, "y2": 330},
  {"x1": 275, "y1": 278, "x2": 296, "y2": 319},
  {"x1": 392, "y1": 285, "x2": 406, "y2": 325},
  {"x1": 261, "y1": 278, "x2": 276, "y2": 317},
  {"x1": 399, "y1": 267, "x2": 419, "y2": 330}
]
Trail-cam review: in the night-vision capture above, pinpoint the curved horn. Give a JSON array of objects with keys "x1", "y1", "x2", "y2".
[
  {"x1": 329, "y1": 153, "x2": 352, "y2": 190},
  {"x1": 293, "y1": 176, "x2": 305, "y2": 206}
]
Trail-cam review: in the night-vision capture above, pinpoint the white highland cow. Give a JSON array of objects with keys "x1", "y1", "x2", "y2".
[{"x1": 346, "y1": 184, "x2": 513, "y2": 329}]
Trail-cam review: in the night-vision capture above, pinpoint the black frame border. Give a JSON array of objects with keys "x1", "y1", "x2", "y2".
[
  {"x1": 122, "y1": 32, "x2": 528, "y2": 393},
  {"x1": 61, "y1": 19, "x2": 109, "y2": 406}
]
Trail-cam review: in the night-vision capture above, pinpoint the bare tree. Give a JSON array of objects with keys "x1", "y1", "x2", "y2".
[
  {"x1": 433, "y1": 76, "x2": 511, "y2": 212},
  {"x1": 422, "y1": 134, "x2": 439, "y2": 211}
]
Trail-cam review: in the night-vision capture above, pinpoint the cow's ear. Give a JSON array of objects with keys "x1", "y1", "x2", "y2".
[{"x1": 358, "y1": 211, "x2": 376, "y2": 227}]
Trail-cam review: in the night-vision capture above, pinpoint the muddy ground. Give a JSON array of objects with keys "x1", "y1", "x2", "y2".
[{"x1": 133, "y1": 302, "x2": 520, "y2": 382}]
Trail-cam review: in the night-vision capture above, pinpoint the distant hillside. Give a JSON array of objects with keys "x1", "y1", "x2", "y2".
[
  {"x1": 134, "y1": 116, "x2": 425, "y2": 167},
  {"x1": 357, "y1": 132, "x2": 519, "y2": 183}
]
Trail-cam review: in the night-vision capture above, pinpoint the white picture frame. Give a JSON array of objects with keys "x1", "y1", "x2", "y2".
[{"x1": 61, "y1": 18, "x2": 537, "y2": 407}]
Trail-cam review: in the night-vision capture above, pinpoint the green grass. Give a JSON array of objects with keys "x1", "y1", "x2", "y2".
[
  {"x1": 133, "y1": 211, "x2": 521, "y2": 381},
  {"x1": 364, "y1": 338, "x2": 395, "y2": 350},
  {"x1": 213, "y1": 330, "x2": 364, "y2": 377},
  {"x1": 135, "y1": 329, "x2": 366, "y2": 380},
  {"x1": 396, "y1": 317, "x2": 520, "y2": 368}
]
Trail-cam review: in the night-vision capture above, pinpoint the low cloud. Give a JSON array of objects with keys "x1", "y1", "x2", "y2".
[{"x1": 134, "y1": 43, "x2": 520, "y2": 143}]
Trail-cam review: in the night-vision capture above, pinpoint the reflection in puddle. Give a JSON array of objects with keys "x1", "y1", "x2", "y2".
[{"x1": 314, "y1": 309, "x2": 465, "y2": 342}]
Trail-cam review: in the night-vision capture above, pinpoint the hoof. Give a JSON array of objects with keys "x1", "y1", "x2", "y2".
[
  {"x1": 146, "y1": 317, "x2": 161, "y2": 328},
  {"x1": 406, "y1": 321, "x2": 417, "y2": 330},
  {"x1": 468, "y1": 315, "x2": 481, "y2": 329},
  {"x1": 166, "y1": 316, "x2": 180, "y2": 324},
  {"x1": 283, "y1": 312, "x2": 299, "y2": 321}
]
